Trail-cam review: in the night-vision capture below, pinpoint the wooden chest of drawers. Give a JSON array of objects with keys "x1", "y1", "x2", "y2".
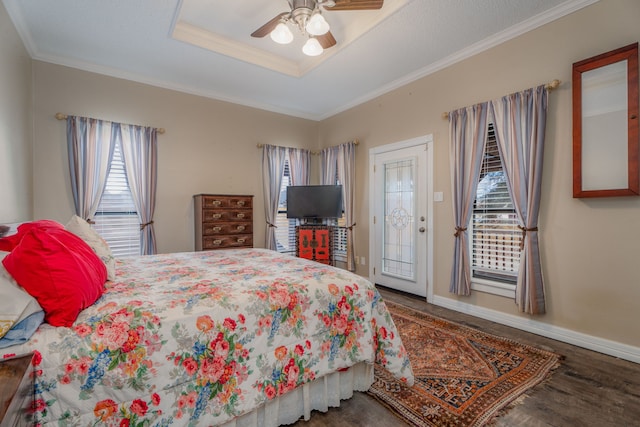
[{"x1": 194, "y1": 194, "x2": 253, "y2": 251}]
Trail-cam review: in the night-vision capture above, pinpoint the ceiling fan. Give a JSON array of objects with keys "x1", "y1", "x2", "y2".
[{"x1": 251, "y1": 0, "x2": 384, "y2": 56}]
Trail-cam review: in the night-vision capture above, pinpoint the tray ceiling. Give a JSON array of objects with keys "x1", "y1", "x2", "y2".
[{"x1": 3, "y1": 0, "x2": 597, "y2": 120}]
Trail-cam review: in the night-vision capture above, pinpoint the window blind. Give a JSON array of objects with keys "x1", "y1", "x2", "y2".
[
  {"x1": 93, "y1": 140, "x2": 141, "y2": 258},
  {"x1": 332, "y1": 217, "x2": 347, "y2": 263},
  {"x1": 275, "y1": 160, "x2": 296, "y2": 254},
  {"x1": 471, "y1": 124, "x2": 521, "y2": 283}
]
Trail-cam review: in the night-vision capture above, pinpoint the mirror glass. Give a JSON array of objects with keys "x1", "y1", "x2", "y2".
[{"x1": 581, "y1": 60, "x2": 628, "y2": 191}]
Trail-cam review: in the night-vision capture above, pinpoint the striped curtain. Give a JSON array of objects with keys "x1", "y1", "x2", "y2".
[
  {"x1": 320, "y1": 147, "x2": 338, "y2": 186},
  {"x1": 287, "y1": 148, "x2": 311, "y2": 186},
  {"x1": 262, "y1": 145, "x2": 288, "y2": 250},
  {"x1": 489, "y1": 85, "x2": 548, "y2": 314},
  {"x1": 448, "y1": 104, "x2": 489, "y2": 295},
  {"x1": 66, "y1": 116, "x2": 116, "y2": 222},
  {"x1": 321, "y1": 141, "x2": 357, "y2": 272},
  {"x1": 336, "y1": 142, "x2": 357, "y2": 271},
  {"x1": 118, "y1": 124, "x2": 158, "y2": 255}
]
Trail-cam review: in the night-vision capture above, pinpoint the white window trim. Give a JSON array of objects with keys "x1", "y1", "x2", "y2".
[
  {"x1": 471, "y1": 277, "x2": 516, "y2": 298},
  {"x1": 469, "y1": 123, "x2": 518, "y2": 299}
]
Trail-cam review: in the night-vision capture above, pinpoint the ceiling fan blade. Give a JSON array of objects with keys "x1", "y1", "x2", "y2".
[
  {"x1": 251, "y1": 12, "x2": 289, "y2": 38},
  {"x1": 316, "y1": 31, "x2": 337, "y2": 49},
  {"x1": 324, "y1": 0, "x2": 383, "y2": 11}
]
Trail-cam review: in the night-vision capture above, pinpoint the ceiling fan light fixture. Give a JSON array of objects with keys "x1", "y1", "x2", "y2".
[
  {"x1": 305, "y1": 12, "x2": 330, "y2": 36},
  {"x1": 302, "y1": 37, "x2": 323, "y2": 56},
  {"x1": 270, "y1": 22, "x2": 294, "y2": 44}
]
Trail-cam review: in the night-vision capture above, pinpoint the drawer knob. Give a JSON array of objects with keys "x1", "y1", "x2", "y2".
[
  {"x1": 212, "y1": 200, "x2": 222, "y2": 206},
  {"x1": 237, "y1": 225, "x2": 245, "y2": 231},
  {"x1": 237, "y1": 238, "x2": 245, "y2": 244},
  {"x1": 213, "y1": 213, "x2": 222, "y2": 219},
  {"x1": 237, "y1": 200, "x2": 245, "y2": 206},
  {"x1": 237, "y1": 213, "x2": 245, "y2": 219},
  {"x1": 213, "y1": 226, "x2": 221, "y2": 232},
  {"x1": 213, "y1": 239, "x2": 222, "y2": 245}
]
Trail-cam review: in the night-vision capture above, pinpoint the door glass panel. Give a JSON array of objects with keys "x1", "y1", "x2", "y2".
[{"x1": 383, "y1": 158, "x2": 415, "y2": 280}]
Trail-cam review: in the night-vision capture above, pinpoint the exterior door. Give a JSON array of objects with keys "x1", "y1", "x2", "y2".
[{"x1": 369, "y1": 136, "x2": 432, "y2": 298}]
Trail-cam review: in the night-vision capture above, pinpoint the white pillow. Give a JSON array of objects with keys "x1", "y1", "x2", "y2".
[
  {"x1": 0, "y1": 251, "x2": 43, "y2": 340},
  {"x1": 65, "y1": 215, "x2": 116, "y2": 281}
]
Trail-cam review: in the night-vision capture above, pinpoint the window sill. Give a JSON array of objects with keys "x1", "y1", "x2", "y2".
[{"x1": 471, "y1": 278, "x2": 516, "y2": 298}]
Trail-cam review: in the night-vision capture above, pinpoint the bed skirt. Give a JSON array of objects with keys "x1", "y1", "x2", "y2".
[{"x1": 221, "y1": 362, "x2": 374, "y2": 427}]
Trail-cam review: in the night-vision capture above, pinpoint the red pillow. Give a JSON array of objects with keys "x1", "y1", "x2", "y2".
[
  {"x1": 2, "y1": 225, "x2": 107, "y2": 327},
  {"x1": 0, "y1": 220, "x2": 64, "y2": 251}
]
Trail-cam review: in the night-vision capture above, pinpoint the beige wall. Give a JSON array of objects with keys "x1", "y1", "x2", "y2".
[
  {"x1": 318, "y1": 0, "x2": 640, "y2": 348},
  {"x1": 0, "y1": 2, "x2": 32, "y2": 223},
  {"x1": 4, "y1": 0, "x2": 639, "y2": 352},
  {"x1": 31, "y1": 62, "x2": 318, "y2": 254}
]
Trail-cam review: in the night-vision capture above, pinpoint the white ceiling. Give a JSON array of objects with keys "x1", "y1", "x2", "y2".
[{"x1": 3, "y1": 0, "x2": 597, "y2": 121}]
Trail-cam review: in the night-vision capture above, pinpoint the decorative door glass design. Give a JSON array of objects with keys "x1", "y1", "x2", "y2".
[{"x1": 383, "y1": 158, "x2": 415, "y2": 280}]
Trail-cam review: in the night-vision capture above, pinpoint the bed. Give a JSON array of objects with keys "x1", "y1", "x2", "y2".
[{"x1": 1, "y1": 223, "x2": 414, "y2": 426}]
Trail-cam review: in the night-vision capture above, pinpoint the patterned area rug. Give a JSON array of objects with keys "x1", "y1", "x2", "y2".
[{"x1": 368, "y1": 301, "x2": 561, "y2": 426}]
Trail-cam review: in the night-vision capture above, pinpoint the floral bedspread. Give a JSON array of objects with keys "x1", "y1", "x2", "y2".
[{"x1": 2, "y1": 248, "x2": 413, "y2": 426}]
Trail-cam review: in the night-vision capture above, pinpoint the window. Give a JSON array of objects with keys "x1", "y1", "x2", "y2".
[
  {"x1": 470, "y1": 124, "x2": 521, "y2": 296},
  {"x1": 332, "y1": 220, "x2": 347, "y2": 264},
  {"x1": 275, "y1": 161, "x2": 347, "y2": 264},
  {"x1": 331, "y1": 182, "x2": 347, "y2": 264},
  {"x1": 93, "y1": 140, "x2": 141, "y2": 258},
  {"x1": 275, "y1": 160, "x2": 296, "y2": 254}
]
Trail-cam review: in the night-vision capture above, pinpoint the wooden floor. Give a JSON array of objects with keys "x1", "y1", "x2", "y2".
[{"x1": 292, "y1": 287, "x2": 640, "y2": 427}]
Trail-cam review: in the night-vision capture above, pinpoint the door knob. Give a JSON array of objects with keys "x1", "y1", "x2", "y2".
[{"x1": 419, "y1": 227, "x2": 426, "y2": 233}]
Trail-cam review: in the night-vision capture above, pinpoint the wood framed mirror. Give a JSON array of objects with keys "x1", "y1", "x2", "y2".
[{"x1": 572, "y1": 42, "x2": 639, "y2": 198}]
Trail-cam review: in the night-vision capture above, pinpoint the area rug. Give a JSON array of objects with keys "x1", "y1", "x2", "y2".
[{"x1": 368, "y1": 301, "x2": 561, "y2": 426}]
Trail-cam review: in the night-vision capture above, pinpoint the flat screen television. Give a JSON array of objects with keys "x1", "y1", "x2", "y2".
[{"x1": 286, "y1": 185, "x2": 343, "y2": 219}]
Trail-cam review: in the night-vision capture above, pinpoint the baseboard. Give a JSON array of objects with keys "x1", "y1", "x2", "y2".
[{"x1": 431, "y1": 295, "x2": 640, "y2": 364}]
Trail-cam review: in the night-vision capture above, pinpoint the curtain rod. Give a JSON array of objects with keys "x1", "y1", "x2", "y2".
[
  {"x1": 440, "y1": 79, "x2": 560, "y2": 120},
  {"x1": 55, "y1": 113, "x2": 166, "y2": 134},
  {"x1": 256, "y1": 143, "x2": 319, "y2": 155},
  {"x1": 256, "y1": 139, "x2": 359, "y2": 155}
]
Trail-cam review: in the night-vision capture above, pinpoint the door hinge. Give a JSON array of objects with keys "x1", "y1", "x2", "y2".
[
  {"x1": 373, "y1": 216, "x2": 376, "y2": 224},
  {"x1": 373, "y1": 267, "x2": 376, "y2": 275},
  {"x1": 373, "y1": 164, "x2": 376, "y2": 173}
]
